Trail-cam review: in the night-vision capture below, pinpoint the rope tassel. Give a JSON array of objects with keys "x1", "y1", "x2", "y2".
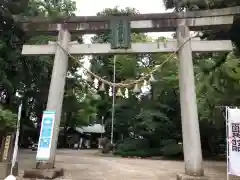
[
  {"x1": 99, "y1": 83, "x2": 105, "y2": 91},
  {"x1": 149, "y1": 74, "x2": 157, "y2": 82},
  {"x1": 124, "y1": 88, "x2": 129, "y2": 98},
  {"x1": 133, "y1": 83, "x2": 141, "y2": 93},
  {"x1": 93, "y1": 78, "x2": 99, "y2": 89},
  {"x1": 116, "y1": 88, "x2": 123, "y2": 97},
  {"x1": 108, "y1": 86, "x2": 113, "y2": 97}
]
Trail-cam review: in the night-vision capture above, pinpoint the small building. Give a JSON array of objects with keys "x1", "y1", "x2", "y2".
[{"x1": 59, "y1": 124, "x2": 105, "y2": 149}]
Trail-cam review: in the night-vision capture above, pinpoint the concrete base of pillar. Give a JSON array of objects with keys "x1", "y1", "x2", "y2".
[
  {"x1": 0, "y1": 162, "x2": 18, "y2": 179},
  {"x1": 23, "y1": 168, "x2": 64, "y2": 179},
  {"x1": 177, "y1": 173, "x2": 208, "y2": 180},
  {"x1": 36, "y1": 161, "x2": 55, "y2": 169}
]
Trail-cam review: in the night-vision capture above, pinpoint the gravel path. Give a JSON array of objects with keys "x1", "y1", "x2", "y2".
[{"x1": 17, "y1": 149, "x2": 234, "y2": 180}]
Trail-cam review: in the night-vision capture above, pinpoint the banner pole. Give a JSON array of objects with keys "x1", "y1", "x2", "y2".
[{"x1": 226, "y1": 106, "x2": 229, "y2": 180}]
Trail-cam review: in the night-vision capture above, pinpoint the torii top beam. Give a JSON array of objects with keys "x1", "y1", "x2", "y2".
[
  {"x1": 19, "y1": 6, "x2": 240, "y2": 23},
  {"x1": 19, "y1": 7, "x2": 240, "y2": 35}
]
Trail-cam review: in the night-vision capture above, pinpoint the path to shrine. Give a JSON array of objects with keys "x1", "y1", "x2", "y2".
[{"x1": 17, "y1": 149, "x2": 233, "y2": 180}]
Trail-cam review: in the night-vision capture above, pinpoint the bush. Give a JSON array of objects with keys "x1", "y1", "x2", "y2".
[
  {"x1": 114, "y1": 138, "x2": 182, "y2": 158},
  {"x1": 0, "y1": 108, "x2": 17, "y2": 132},
  {"x1": 115, "y1": 138, "x2": 149, "y2": 152},
  {"x1": 114, "y1": 138, "x2": 162, "y2": 157},
  {"x1": 161, "y1": 139, "x2": 177, "y2": 146},
  {"x1": 160, "y1": 139, "x2": 183, "y2": 157}
]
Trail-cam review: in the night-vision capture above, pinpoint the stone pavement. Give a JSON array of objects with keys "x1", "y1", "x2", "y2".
[{"x1": 16, "y1": 149, "x2": 238, "y2": 180}]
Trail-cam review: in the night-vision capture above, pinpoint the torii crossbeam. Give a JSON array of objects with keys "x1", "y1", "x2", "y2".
[{"x1": 22, "y1": 40, "x2": 233, "y2": 55}]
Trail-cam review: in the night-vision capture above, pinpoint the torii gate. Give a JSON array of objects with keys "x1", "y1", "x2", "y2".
[{"x1": 21, "y1": 7, "x2": 239, "y2": 179}]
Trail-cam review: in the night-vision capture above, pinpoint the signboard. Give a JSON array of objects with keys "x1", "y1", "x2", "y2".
[
  {"x1": 227, "y1": 108, "x2": 240, "y2": 176},
  {"x1": 36, "y1": 111, "x2": 55, "y2": 161},
  {"x1": 2, "y1": 135, "x2": 11, "y2": 161}
]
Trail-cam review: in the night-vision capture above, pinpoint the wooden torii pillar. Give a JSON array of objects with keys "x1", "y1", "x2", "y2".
[{"x1": 20, "y1": 7, "x2": 239, "y2": 179}]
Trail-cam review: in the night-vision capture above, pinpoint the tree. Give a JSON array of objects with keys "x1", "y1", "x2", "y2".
[{"x1": 0, "y1": 0, "x2": 82, "y2": 142}]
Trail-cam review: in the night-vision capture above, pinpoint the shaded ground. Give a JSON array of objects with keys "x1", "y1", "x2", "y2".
[{"x1": 17, "y1": 149, "x2": 233, "y2": 180}]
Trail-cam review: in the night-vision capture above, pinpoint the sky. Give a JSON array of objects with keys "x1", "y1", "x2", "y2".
[{"x1": 75, "y1": 0, "x2": 170, "y2": 15}]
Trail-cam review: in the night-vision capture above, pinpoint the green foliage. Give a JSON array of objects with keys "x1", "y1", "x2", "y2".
[
  {"x1": 59, "y1": 73, "x2": 101, "y2": 130},
  {"x1": 114, "y1": 138, "x2": 181, "y2": 157},
  {"x1": 114, "y1": 138, "x2": 161, "y2": 157},
  {"x1": 0, "y1": 108, "x2": 17, "y2": 132},
  {"x1": 1, "y1": 0, "x2": 29, "y2": 15},
  {"x1": 161, "y1": 139, "x2": 183, "y2": 156},
  {"x1": 0, "y1": 0, "x2": 85, "y2": 134},
  {"x1": 116, "y1": 138, "x2": 150, "y2": 152}
]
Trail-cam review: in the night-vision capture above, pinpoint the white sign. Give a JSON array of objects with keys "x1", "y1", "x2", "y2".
[
  {"x1": 228, "y1": 108, "x2": 240, "y2": 176},
  {"x1": 36, "y1": 111, "x2": 55, "y2": 161}
]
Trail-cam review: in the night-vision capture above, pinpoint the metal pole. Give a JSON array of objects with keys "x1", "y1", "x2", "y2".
[
  {"x1": 111, "y1": 56, "x2": 116, "y2": 144},
  {"x1": 101, "y1": 116, "x2": 103, "y2": 138},
  {"x1": 10, "y1": 102, "x2": 22, "y2": 175}
]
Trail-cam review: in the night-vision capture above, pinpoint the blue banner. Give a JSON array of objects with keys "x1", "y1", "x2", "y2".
[{"x1": 36, "y1": 111, "x2": 55, "y2": 161}]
